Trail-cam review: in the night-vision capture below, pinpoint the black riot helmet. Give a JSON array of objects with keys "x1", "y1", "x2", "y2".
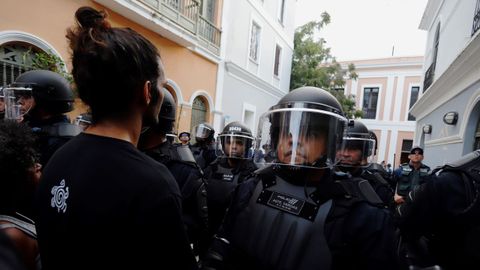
[
  {"x1": 254, "y1": 86, "x2": 347, "y2": 169},
  {"x1": 150, "y1": 88, "x2": 176, "y2": 134},
  {"x1": 11, "y1": 70, "x2": 74, "y2": 115},
  {"x1": 217, "y1": 121, "x2": 254, "y2": 159},
  {"x1": 336, "y1": 120, "x2": 376, "y2": 168},
  {"x1": 193, "y1": 122, "x2": 215, "y2": 143}
]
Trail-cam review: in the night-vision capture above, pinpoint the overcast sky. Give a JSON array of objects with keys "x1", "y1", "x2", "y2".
[{"x1": 294, "y1": 0, "x2": 429, "y2": 62}]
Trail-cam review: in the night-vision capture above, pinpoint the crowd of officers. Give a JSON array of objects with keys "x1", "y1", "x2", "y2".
[{"x1": 1, "y1": 6, "x2": 480, "y2": 270}]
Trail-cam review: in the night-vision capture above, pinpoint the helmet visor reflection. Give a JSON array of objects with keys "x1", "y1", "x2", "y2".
[
  {"x1": 217, "y1": 134, "x2": 254, "y2": 159},
  {"x1": 336, "y1": 137, "x2": 376, "y2": 167},
  {"x1": 3, "y1": 86, "x2": 34, "y2": 120},
  {"x1": 254, "y1": 108, "x2": 346, "y2": 169}
]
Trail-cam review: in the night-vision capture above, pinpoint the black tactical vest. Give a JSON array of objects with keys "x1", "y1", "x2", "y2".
[{"x1": 229, "y1": 174, "x2": 332, "y2": 270}]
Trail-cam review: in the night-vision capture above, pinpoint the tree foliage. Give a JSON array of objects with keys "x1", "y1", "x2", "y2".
[
  {"x1": 290, "y1": 12, "x2": 362, "y2": 119},
  {"x1": 23, "y1": 49, "x2": 73, "y2": 84}
]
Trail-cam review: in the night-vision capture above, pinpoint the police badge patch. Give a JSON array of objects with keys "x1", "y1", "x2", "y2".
[{"x1": 51, "y1": 179, "x2": 69, "y2": 213}]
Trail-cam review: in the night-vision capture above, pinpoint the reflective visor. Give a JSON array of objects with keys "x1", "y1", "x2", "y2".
[
  {"x1": 254, "y1": 108, "x2": 347, "y2": 169},
  {"x1": 3, "y1": 86, "x2": 33, "y2": 120},
  {"x1": 216, "y1": 134, "x2": 254, "y2": 159},
  {"x1": 336, "y1": 136, "x2": 376, "y2": 167},
  {"x1": 193, "y1": 124, "x2": 213, "y2": 140}
]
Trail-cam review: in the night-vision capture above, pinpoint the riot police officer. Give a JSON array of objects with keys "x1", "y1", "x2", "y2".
[
  {"x1": 336, "y1": 120, "x2": 393, "y2": 207},
  {"x1": 138, "y1": 89, "x2": 208, "y2": 258},
  {"x1": 393, "y1": 146, "x2": 430, "y2": 205},
  {"x1": 204, "y1": 87, "x2": 397, "y2": 270},
  {"x1": 396, "y1": 150, "x2": 480, "y2": 269},
  {"x1": 4, "y1": 70, "x2": 80, "y2": 166},
  {"x1": 204, "y1": 121, "x2": 258, "y2": 239},
  {"x1": 191, "y1": 122, "x2": 217, "y2": 169}
]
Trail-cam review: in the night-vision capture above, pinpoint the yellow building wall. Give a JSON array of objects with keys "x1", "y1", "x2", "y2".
[{"x1": 0, "y1": 0, "x2": 218, "y2": 133}]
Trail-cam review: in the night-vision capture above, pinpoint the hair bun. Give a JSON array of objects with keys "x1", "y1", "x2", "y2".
[{"x1": 75, "y1": 6, "x2": 109, "y2": 29}]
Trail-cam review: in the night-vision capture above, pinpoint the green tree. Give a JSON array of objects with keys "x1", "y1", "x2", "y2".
[{"x1": 290, "y1": 12, "x2": 362, "y2": 119}]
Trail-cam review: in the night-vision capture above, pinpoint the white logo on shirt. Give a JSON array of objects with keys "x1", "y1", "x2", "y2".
[{"x1": 51, "y1": 179, "x2": 69, "y2": 213}]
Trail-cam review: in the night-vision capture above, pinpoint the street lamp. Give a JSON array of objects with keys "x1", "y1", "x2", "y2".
[
  {"x1": 422, "y1": 124, "x2": 432, "y2": 134},
  {"x1": 443, "y1": 111, "x2": 458, "y2": 125}
]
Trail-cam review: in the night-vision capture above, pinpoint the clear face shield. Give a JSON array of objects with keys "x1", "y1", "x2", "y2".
[
  {"x1": 216, "y1": 134, "x2": 254, "y2": 159},
  {"x1": 3, "y1": 85, "x2": 34, "y2": 121},
  {"x1": 166, "y1": 133, "x2": 178, "y2": 144},
  {"x1": 193, "y1": 124, "x2": 213, "y2": 141},
  {"x1": 254, "y1": 107, "x2": 347, "y2": 169},
  {"x1": 336, "y1": 134, "x2": 376, "y2": 168}
]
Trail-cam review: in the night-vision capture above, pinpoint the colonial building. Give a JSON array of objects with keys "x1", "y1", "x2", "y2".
[
  {"x1": 411, "y1": 0, "x2": 480, "y2": 167},
  {"x1": 0, "y1": 0, "x2": 222, "y2": 134},
  {"x1": 343, "y1": 56, "x2": 424, "y2": 167},
  {"x1": 212, "y1": 0, "x2": 296, "y2": 134}
]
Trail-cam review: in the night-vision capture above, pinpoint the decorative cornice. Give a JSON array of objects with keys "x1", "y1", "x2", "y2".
[
  {"x1": 425, "y1": 135, "x2": 463, "y2": 147},
  {"x1": 419, "y1": 0, "x2": 444, "y2": 30}
]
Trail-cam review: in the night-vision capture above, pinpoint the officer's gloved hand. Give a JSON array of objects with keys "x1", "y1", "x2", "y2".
[{"x1": 201, "y1": 235, "x2": 230, "y2": 270}]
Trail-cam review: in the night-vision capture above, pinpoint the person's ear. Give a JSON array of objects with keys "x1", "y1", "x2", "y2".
[{"x1": 143, "y1": 81, "x2": 152, "y2": 105}]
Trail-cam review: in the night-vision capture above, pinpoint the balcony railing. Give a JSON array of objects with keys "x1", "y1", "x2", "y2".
[
  {"x1": 423, "y1": 63, "x2": 435, "y2": 91},
  {"x1": 137, "y1": 0, "x2": 221, "y2": 55}
]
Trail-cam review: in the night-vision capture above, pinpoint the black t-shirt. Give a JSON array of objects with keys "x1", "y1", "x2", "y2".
[{"x1": 35, "y1": 133, "x2": 198, "y2": 270}]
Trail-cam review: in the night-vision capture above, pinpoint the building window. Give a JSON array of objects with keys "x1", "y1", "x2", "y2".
[
  {"x1": 424, "y1": 23, "x2": 440, "y2": 91},
  {"x1": 278, "y1": 0, "x2": 286, "y2": 25},
  {"x1": 0, "y1": 43, "x2": 37, "y2": 86},
  {"x1": 362, "y1": 87, "x2": 379, "y2": 119},
  {"x1": 190, "y1": 96, "x2": 207, "y2": 138},
  {"x1": 273, "y1": 44, "x2": 282, "y2": 77},
  {"x1": 200, "y1": 0, "x2": 216, "y2": 23},
  {"x1": 408, "y1": 86, "x2": 420, "y2": 121},
  {"x1": 400, "y1": 139, "x2": 413, "y2": 164},
  {"x1": 249, "y1": 21, "x2": 261, "y2": 62}
]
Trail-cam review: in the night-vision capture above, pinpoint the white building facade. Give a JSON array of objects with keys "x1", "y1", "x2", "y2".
[
  {"x1": 411, "y1": 0, "x2": 480, "y2": 167},
  {"x1": 343, "y1": 56, "x2": 424, "y2": 168},
  {"x1": 213, "y1": 0, "x2": 296, "y2": 134}
]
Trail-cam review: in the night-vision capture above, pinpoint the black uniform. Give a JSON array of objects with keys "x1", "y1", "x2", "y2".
[
  {"x1": 204, "y1": 158, "x2": 257, "y2": 236},
  {"x1": 205, "y1": 166, "x2": 397, "y2": 270},
  {"x1": 36, "y1": 133, "x2": 197, "y2": 270},
  {"x1": 192, "y1": 143, "x2": 217, "y2": 169},
  {"x1": 143, "y1": 141, "x2": 208, "y2": 251},
  {"x1": 27, "y1": 114, "x2": 80, "y2": 166},
  {"x1": 360, "y1": 168, "x2": 394, "y2": 207},
  {"x1": 396, "y1": 150, "x2": 480, "y2": 269}
]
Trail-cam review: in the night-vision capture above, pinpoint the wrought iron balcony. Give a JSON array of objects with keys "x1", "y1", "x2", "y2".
[
  {"x1": 423, "y1": 63, "x2": 435, "y2": 91},
  {"x1": 138, "y1": 0, "x2": 221, "y2": 55}
]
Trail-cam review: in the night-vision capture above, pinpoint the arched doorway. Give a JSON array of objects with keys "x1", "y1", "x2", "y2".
[
  {"x1": 474, "y1": 118, "x2": 480, "y2": 150},
  {"x1": 190, "y1": 96, "x2": 208, "y2": 134}
]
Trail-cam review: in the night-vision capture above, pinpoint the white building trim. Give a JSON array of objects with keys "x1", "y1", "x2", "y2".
[
  {"x1": 393, "y1": 76, "x2": 406, "y2": 121},
  {"x1": 382, "y1": 76, "x2": 395, "y2": 121},
  {"x1": 188, "y1": 90, "x2": 215, "y2": 112},
  {"x1": 166, "y1": 79, "x2": 184, "y2": 105},
  {"x1": 0, "y1": 30, "x2": 67, "y2": 71}
]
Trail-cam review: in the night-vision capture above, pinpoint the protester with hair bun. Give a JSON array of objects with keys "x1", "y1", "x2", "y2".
[{"x1": 35, "y1": 6, "x2": 197, "y2": 269}]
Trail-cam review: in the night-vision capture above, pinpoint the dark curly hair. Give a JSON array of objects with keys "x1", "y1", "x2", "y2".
[
  {"x1": 0, "y1": 120, "x2": 38, "y2": 214},
  {"x1": 66, "y1": 6, "x2": 163, "y2": 124}
]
